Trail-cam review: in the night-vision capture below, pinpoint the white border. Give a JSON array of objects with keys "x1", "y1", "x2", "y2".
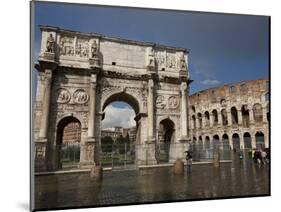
[{"x1": 0, "y1": 0, "x2": 280, "y2": 211}]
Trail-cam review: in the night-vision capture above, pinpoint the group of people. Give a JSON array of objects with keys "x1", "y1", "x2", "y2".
[{"x1": 248, "y1": 148, "x2": 269, "y2": 164}]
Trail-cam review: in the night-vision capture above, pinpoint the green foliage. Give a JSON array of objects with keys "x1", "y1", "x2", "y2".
[
  {"x1": 101, "y1": 136, "x2": 114, "y2": 152},
  {"x1": 115, "y1": 134, "x2": 130, "y2": 154}
]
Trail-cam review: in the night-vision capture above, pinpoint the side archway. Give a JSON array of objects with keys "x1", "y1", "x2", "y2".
[{"x1": 55, "y1": 116, "x2": 81, "y2": 170}]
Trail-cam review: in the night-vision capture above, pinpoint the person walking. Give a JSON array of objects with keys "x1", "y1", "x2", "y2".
[
  {"x1": 185, "y1": 151, "x2": 193, "y2": 173},
  {"x1": 261, "y1": 149, "x2": 267, "y2": 164}
]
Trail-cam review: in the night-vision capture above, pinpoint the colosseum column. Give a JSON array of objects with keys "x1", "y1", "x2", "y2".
[
  {"x1": 195, "y1": 117, "x2": 200, "y2": 130},
  {"x1": 218, "y1": 111, "x2": 222, "y2": 125},
  {"x1": 262, "y1": 106, "x2": 268, "y2": 123},
  {"x1": 249, "y1": 108, "x2": 255, "y2": 124},
  {"x1": 229, "y1": 136, "x2": 233, "y2": 150},
  {"x1": 227, "y1": 110, "x2": 232, "y2": 126},
  {"x1": 209, "y1": 114, "x2": 214, "y2": 127},
  {"x1": 202, "y1": 114, "x2": 206, "y2": 128},
  {"x1": 237, "y1": 109, "x2": 243, "y2": 125},
  {"x1": 180, "y1": 82, "x2": 188, "y2": 139}
]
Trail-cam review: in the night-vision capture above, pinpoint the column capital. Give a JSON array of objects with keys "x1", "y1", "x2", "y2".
[{"x1": 90, "y1": 73, "x2": 97, "y2": 85}]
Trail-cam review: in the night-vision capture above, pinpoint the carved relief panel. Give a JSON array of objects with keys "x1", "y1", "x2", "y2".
[
  {"x1": 76, "y1": 38, "x2": 89, "y2": 58},
  {"x1": 59, "y1": 36, "x2": 74, "y2": 56},
  {"x1": 155, "y1": 50, "x2": 183, "y2": 72},
  {"x1": 156, "y1": 94, "x2": 180, "y2": 112}
]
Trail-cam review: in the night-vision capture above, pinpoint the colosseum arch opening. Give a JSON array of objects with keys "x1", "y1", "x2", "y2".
[
  {"x1": 222, "y1": 134, "x2": 230, "y2": 150},
  {"x1": 204, "y1": 111, "x2": 210, "y2": 127},
  {"x1": 221, "y1": 109, "x2": 228, "y2": 126},
  {"x1": 232, "y1": 133, "x2": 240, "y2": 151},
  {"x1": 213, "y1": 135, "x2": 220, "y2": 151},
  {"x1": 212, "y1": 110, "x2": 219, "y2": 126},
  {"x1": 231, "y1": 107, "x2": 238, "y2": 125},
  {"x1": 241, "y1": 105, "x2": 250, "y2": 127},
  {"x1": 253, "y1": 103, "x2": 263, "y2": 122},
  {"x1": 198, "y1": 113, "x2": 203, "y2": 128},
  {"x1": 255, "y1": 131, "x2": 265, "y2": 150},
  {"x1": 243, "y1": 132, "x2": 252, "y2": 149}
]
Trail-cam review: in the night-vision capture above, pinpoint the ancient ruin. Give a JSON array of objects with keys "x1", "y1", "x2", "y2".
[
  {"x1": 34, "y1": 26, "x2": 191, "y2": 172},
  {"x1": 189, "y1": 79, "x2": 269, "y2": 151}
]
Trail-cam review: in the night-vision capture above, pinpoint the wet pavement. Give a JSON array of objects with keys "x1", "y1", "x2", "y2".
[{"x1": 34, "y1": 157, "x2": 269, "y2": 210}]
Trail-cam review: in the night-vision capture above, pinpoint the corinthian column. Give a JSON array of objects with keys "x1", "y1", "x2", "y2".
[
  {"x1": 180, "y1": 82, "x2": 188, "y2": 139},
  {"x1": 88, "y1": 74, "x2": 97, "y2": 139},
  {"x1": 147, "y1": 79, "x2": 155, "y2": 142},
  {"x1": 39, "y1": 69, "x2": 53, "y2": 139}
]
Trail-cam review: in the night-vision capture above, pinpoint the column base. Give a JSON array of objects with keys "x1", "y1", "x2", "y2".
[
  {"x1": 34, "y1": 138, "x2": 48, "y2": 172},
  {"x1": 145, "y1": 136, "x2": 156, "y2": 144},
  {"x1": 135, "y1": 143, "x2": 157, "y2": 165}
]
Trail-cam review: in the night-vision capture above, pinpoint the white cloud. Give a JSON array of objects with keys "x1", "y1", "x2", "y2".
[
  {"x1": 200, "y1": 79, "x2": 221, "y2": 85},
  {"x1": 101, "y1": 105, "x2": 136, "y2": 129}
]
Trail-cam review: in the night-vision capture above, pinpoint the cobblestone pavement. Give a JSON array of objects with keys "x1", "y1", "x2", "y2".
[{"x1": 34, "y1": 157, "x2": 269, "y2": 210}]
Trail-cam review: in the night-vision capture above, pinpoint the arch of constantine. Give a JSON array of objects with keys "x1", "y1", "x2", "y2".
[{"x1": 33, "y1": 26, "x2": 191, "y2": 172}]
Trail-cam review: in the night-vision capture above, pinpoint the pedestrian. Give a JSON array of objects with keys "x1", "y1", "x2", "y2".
[
  {"x1": 261, "y1": 149, "x2": 267, "y2": 164},
  {"x1": 239, "y1": 151, "x2": 244, "y2": 160},
  {"x1": 185, "y1": 151, "x2": 193, "y2": 173}
]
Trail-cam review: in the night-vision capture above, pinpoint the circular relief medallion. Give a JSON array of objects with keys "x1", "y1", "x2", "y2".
[
  {"x1": 73, "y1": 89, "x2": 89, "y2": 104},
  {"x1": 56, "y1": 88, "x2": 71, "y2": 104},
  {"x1": 168, "y1": 96, "x2": 179, "y2": 109},
  {"x1": 156, "y1": 95, "x2": 165, "y2": 109}
]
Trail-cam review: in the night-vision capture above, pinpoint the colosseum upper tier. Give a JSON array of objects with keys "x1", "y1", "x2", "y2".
[{"x1": 189, "y1": 78, "x2": 269, "y2": 151}]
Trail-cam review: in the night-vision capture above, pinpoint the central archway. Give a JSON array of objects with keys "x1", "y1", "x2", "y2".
[{"x1": 100, "y1": 92, "x2": 139, "y2": 168}]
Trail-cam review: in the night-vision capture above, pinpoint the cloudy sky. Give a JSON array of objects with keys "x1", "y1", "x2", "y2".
[{"x1": 33, "y1": 2, "x2": 269, "y2": 129}]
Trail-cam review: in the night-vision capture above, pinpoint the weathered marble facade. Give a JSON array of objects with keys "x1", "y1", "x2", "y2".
[
  {"x1": 33, "y1": 26, "x2": 191, "y2": 172},
  {"x1": 189, "y1": 79, "x2": 269, "y2": 151}
]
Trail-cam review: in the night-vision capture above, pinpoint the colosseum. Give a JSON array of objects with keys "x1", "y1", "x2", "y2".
[{"x1": 189, "y1": 78, "x2": 269, "y2": 154}]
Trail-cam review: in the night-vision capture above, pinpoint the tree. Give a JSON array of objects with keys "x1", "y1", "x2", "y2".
[{"x1": 101, "y1": 136, "x2": 113, "y2": 152}]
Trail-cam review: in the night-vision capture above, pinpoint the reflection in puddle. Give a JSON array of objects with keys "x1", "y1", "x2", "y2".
[{"x1": 35, "y1": 161, "x2": 269, "y2": 210}]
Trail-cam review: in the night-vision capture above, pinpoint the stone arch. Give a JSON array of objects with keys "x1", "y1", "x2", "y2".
[
  {"x1": 192, "y1": 137, "x2": 197, "y2": 152},
  {"x1": 204, "y1": 111, "x2": 210, "y2": 127},
  {"x1": 158, "y1": 118, "x2": 176, "y2": 144},
  {"x1": 197, "y1": 113, "x2": 202, "y2": 128},
  {"x1": 192, "y1": 115, "x2": 196, "y2": 129},
  {"x1": 191, "y1": 105, "x2": 196, "y2": 113},
  {"x1": 102, "y1": 91, "x2": 140, "y2": 115},
  {"x1": 198, "y1": 136, "x2": 203, "y2": 151},
  {"x1": 231, "y1": 106, "x2": 238, "y2": 125},
  {"x1": 253, "y1": 103, "x2": 263, "y2": 122},
  {"x1": 232, "y1": 133, "x2": 240, "y2": 151},
  {"x1": 212, "y1": 109, "x2": 218, "y2": 126},
  {"x1": 241, "y1": 105, "x2": 250, "y2": 127},
  {"x1": 213, "y1": 134, "x2": 220, "y2": 150},
  {"x1": 221, "y1": 109, "x2": 228, "y2": 126},
  {"x1": 205, "y1": 136, "x2": 211, "y2": 150},
  {"x1": 222, "y1": 134, "x2": 230, "y2": 150},
  {"x1": 243, "y1": 132, "x2": 252, "y2": 149},
  {"x1": 255, "y1": 131, "x2": 265, "y2": 150},
  {"x1": 157, "y1": 118, "x2": 176, "y2": 163},
  {"x1": 55, "y1": 116, "x2": 82, "y2": 170}
]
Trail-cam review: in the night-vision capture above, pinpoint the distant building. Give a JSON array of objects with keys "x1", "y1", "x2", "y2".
[{"x1": 101, "y1": 126, "x2": 136, "y2": 143}]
